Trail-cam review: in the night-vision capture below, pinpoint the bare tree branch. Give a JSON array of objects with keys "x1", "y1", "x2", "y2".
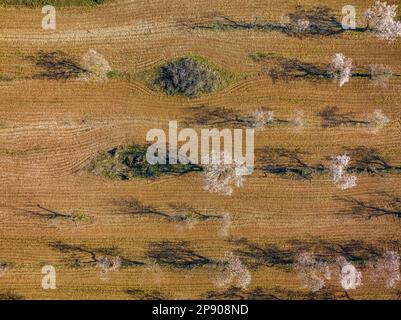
[
  {"x1": 340, "y1": 193, "x2": 401, "y2": 220},
  {"x1": 49, "y1": 241, "x2": 144, "y2": 268},
  {"x1": 118, "y1": 199, "x2": 224, "y2": 223},
  {"x1": 146, "y1": 241, "x2": 215, "y2": 269}
]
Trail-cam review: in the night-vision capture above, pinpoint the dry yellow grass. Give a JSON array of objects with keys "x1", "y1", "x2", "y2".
[{"x1": 0, "y1": 0, "x2": 400, "y2": 299}]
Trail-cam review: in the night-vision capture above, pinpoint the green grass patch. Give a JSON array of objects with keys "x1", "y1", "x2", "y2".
[
  {"x1": 344, "y1": 29, "x2": 366, "y2": 38},
  {"x1": 190, "y1": 55, "x2": 241, "y2": 89},
  {"x1": 0, "y1": 75, "x2": 13, "y2": 81},
  {"x1": 129, "y1": 56, "x2": 242, "y2": 98},
  {"x1": 106, "y1": 70, "x2": 127, "y2": 80}
]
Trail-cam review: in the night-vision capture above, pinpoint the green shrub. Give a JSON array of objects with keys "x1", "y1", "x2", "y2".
[
  {"x1": 155, "y1": 57, "x2": 220, "y2": 97},
  {"x1": 88, "y1": 145, "x2": 202, "y2": 179}
]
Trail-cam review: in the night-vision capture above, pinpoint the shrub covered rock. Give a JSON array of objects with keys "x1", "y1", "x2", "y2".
[{"x1": 155, "y1": 58, "x2": 220, "y2": 97}]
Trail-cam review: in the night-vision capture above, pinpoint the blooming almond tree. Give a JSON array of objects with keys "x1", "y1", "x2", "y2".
[
  {"x1": 365, "y1": 1, "x2": 401, "y2": 40},
  {"x1": 368, "y1": 109, "x2": 390, "y2": 132},
  {"x1": 202, "y1": 151, "x2": 247, "y2": 196},
  {"x1": 290, "y1": 110, "x2": 305, "y2": 129},
  {"x1": 218, "y1": 213, "x2": 232, "y2": 237},
  {"x1": 81, "y1": 49, "x2": 112, "y2": 81},
  {"x1": 96, "y1": 256, "x2": 122, "y2": 278},
  {"x1": 294, "y1": 252, "x2": 332, "y2": 292},
  {"x1": 368, "y1": 251, "x2": 400, "y2": 288},
  {"x1": 295, "y1": 19, "x2": 311, "y2": 33},
  {"x1": 329, "y1": 53, "x2": 352, "y2": 87},
  {"x1": 213, "y1": 252, "x2": 252, "y2": 290},
  {"x1": 246, "y1": 108, "x2": 274, "y2": 130},
  {"x1": 329, "y1": 155, "x2": 357, "y2": 190},
  {"x1": 369, "y1": 64, "x2": 393, "y2": 87}
]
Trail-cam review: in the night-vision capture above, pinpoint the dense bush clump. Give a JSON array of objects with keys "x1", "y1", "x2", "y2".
[
  {"x1": 155, "y1": 58, "x2": 220, "y2": 97},
  {"x1": 365, "y1": 1, "x2": 401, "y2": 40},
  {"x1": 87, "y1": 145, "x2": 202, "y2": 180}
]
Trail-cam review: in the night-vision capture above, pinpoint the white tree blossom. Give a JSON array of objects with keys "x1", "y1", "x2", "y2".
[
  {"x1": 290, "y1": 110, "x2": 305, "y2": 129},
  {"x1": 280, "y1": 15, "x2": 310, "y2": 33},
  {"x1": 368, "y1": 109, "x2": 390, "y2": 132},
  {"x1": 294, "y1": 18, "x2": 311, "y2": 33},
  {"x1": 365, "y1": 1, "x2": 401, "y2": 40},
  {"x1": 96, "y1": 256, "x2": 122, "y2": 277},
  {"x1": 294, "y1": 252, "x2": 331, "y2": 292},
  {"x1": 368, "y1": 251, "x2": 400, "y2": 288},
  {"x1": 369, "y1": 64, "x2": 392, "y2": 87},
  {"x1": 213, "y1": 252, "x2": 251, "y2": 290},
  {"x1": 81, "y1": 49, "x2": 112, "y2": 81},
  {"x1": 139, "y1": 259, "x2": 163, "y2": 287},
  {"x1": 246, "y1": 108, "x2": 274, "y2": 130},
  {"x1": 218, "y1": 212, "x2": 232, "y2": 237},
  {"x1": 202, "y1": 151, "x2": 246, "y2": 196},
  {"x1": 329, "y1": 53, "x2": 353, "y2": 87},
  {"x1": 329, "y1": 155, "x2": 357, "y2": 190}
]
